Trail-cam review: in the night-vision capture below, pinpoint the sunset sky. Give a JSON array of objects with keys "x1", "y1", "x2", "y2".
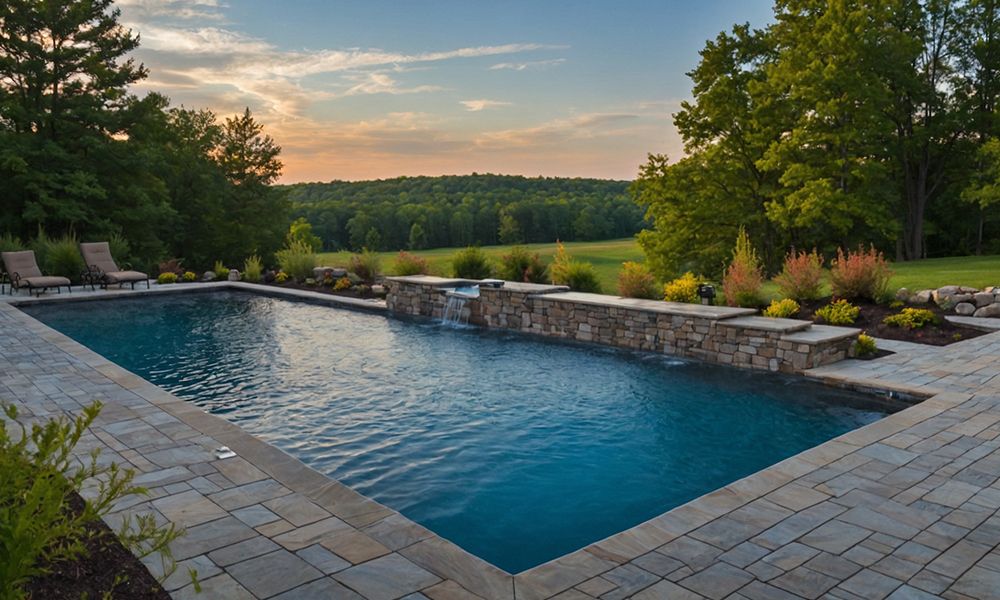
[{"x1": 120, "y1": 0, "x2": 773, "y2": 183}]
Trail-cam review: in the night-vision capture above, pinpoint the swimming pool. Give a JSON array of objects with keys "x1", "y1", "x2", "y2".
[{"x1": 24, "y1": 291, "x2": 893, "y2": 573}]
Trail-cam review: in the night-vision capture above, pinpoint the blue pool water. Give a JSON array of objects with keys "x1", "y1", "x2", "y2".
[{"x1": 24, "y1": 292, "x2": 892, "y2": 573}]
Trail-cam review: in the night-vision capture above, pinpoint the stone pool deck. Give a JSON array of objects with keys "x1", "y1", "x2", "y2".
[{"x1": 3, "y1": 283, "x2": 1000, "y2": 599}]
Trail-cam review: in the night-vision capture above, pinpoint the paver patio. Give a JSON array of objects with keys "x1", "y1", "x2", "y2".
[{"x1": 3, "y1": 283, "x2": 1000, "y2": 599}]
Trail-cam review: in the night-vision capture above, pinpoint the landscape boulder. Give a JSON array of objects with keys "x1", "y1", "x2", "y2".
[
  {"x1": 912, "y1": 290, "x2": 933, "y2": 304},
  {"x1": 954, "y1": 302, "x2": 976, "y2": 316},
  {"x1": 973, "y1": 303, "x2": 1000, "y2": 318},
  {"x1": 203, "y1": 271, "x2": 217, "y2": 282},
  {"x1": 895, "y1": 288, "x2": 910, "y2": 302},
  {"x1": 974, "y1": 292, "x2": 995, "y2": 307},
  {"x1": 228, "y1": 269, "x2": 241, "y2": 281},
  {"x1": 313, "y1": 266, "x2": 347, "y2": 280}
]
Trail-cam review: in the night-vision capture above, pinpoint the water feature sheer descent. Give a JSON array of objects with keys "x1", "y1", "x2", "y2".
[{"x1": 24, "y1": 292, "x2": 894, "y2": 573}]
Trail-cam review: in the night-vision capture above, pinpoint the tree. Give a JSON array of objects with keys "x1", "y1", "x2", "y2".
[
  {"x1": 408, "y1": 222, "x2": 427, "y2": 250},
  {"x1": 498, "y1": 212, "x2": 523, "y2": 245},
  {"x1": 287, "y1": 217, "x2": 323, "y2": 252}
]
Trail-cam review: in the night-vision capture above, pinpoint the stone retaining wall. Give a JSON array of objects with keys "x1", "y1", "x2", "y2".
[{"x1": 385, "y1": 276, "x2": 860, "y2": 373}]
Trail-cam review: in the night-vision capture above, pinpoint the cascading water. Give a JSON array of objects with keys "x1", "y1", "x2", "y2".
[
  {"x1": 442, "y1": 294, "x2": 470, "y2": 326},
  {"x1": 441, "y1": 286, "x2": 479, "y2": 326}
]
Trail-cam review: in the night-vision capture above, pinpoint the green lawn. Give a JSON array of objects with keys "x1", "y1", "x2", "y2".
[
  {"x1": 319, "y1": 239, "x2": 999, "y2": 296},
  {"x1": 317, "y1": 238, "x2": 644, "y2": 292}
]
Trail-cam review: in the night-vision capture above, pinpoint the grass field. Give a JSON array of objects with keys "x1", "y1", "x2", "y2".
[
  {"x1": 318, "y1": 239, "x2": 644, "y2": 292},
  {"x1": 318, "y1": 239, "x2": 1000, "y2": 296}
]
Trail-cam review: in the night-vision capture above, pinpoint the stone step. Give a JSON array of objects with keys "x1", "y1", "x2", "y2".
[
  {"x1": 782, "y1": 324, "x2": 861, "y2": 345},
  {"x1": 537, "y1": 292, "x2": 757, "y2": 320},
  {"x1": 716, "y1": 315, "x2": 812, "y2": 334}
]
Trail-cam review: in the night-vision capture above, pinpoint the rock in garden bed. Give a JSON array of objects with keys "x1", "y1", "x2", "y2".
[{"x1": 795, "y1": 298, "x2": 986, "y2": 346}]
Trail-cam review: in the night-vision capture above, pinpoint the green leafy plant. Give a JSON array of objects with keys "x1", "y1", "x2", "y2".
[
  {"x1": 392, "y1": 251, "x2": 430, "y2": 276},
  {"x1": 213, "y1": 260, "x2": 229, "y2": 280},
  {"x1": 883, "y1": 308, "x2": 939, "y2": 329},
  {"x1": 108, "y1": 233, "x2": 132, "y2": 269},
  {"x1": 0, "y1": 232, "x2": 24, "y2": 253},
  {"x1": 452, "y1": 247, "x2": 493, "y2": 279},
  {"x1": 763, "y1": 298, "x2": 800, "y2": 318},
  {"x1": 889, "y1": 299, "x2": 905, "y2": 309},
  {"x1": 349, "y1": 250, "x2": 381, "y2": 283},
  {"x1": 829, "y1": 245, "x2": 892, "y2": 302},
  {"x1": 242, "y1": 255, "x2": 263, "y2": 283},
  {"x1": 36, "y1": 233, "x2": 85, "y2": 283},
  {"x1": 814, "y1": 299, "x2": 860, "y2": 325},
  {"x1": 722, "y1": 227, "x2": 764, "y2": 307},
  {"x1": 617, "y1": 261, "x2": 658, "y2": 299},
  {"x1": 562, "y1": 261, "x2": 602, "y2": 293},
  {"x1": 854, "y1": 333, "x2": 878, "y2": 357},
  {"x1": 498, "y1": 246, "x2": 548, "y2": 283},
  {"x1": 157, "y1": 272, "x2": 178, "y2": 284},
  {"x1": 663, "y1": 272, "x2": 700, "y2": 303},
  {"x1": 275, "y1": 240, "x2": 317, "y2": 281},
  {"x1": 274, "y1": 271, "x2": 289, "y2": 284},
  {"x1": 773, "y1": 248, "x2": 824, "y2": 301},
  {"x1": 0, "y1": 402, "x2": 183, "y2": 599},
  {"x1": 549, "y1": 242, "x2": 601, "y2": 292},
  {"x1": 182, "y1": 271, "x2": 197, "y2": 282}
]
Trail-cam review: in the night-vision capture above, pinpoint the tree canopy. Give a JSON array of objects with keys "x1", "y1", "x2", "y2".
[
  {"x1": 284, "y1": 175, "x2": 641, "y2": 251},
  {"x1": 634, "y1": 0, "x2": 1000, "y2": 279},
  {"x1": 0, "y1": 0, "x2": 287, "y2": 268}
]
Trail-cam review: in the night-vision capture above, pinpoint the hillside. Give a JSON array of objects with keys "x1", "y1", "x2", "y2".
[{"x1": 281, "y1": 174, "x2": 642, "y2": 252}]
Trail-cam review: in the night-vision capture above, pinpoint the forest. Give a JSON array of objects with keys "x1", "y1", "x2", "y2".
[{"x1": 284, "y1": 175, "x2": 641, "y2": 252}]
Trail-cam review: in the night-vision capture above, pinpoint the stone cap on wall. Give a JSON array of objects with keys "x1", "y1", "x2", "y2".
[
  {"x1": 480, "y1": 281, "x2": 569, "y2": 294},
  {"x1": 782, "y1": 324, "x2": 862, "y2": 345},
  {"x1": 717, "y1": 315, "x2": 812, "y2": 333},
  {"x1": 535, "y1": 291, "x2": 758, "y2": 320},
  {"x1": 385, "y1": 275, "x2": 482, "y2": 288}
]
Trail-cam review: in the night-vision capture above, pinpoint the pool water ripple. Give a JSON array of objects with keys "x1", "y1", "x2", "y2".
[{"x1": 25, "y1": 292, "x2": 893, "y2": 573}]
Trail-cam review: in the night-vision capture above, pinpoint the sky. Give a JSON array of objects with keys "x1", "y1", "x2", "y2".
[{"x1": 119, "y1": 0, "x2": 774, "y2": 183}]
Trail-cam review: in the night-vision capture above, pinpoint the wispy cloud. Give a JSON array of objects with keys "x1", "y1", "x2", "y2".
[
  {"x1": 476, "y1": 113, "x2": 641, "y2": 148},
  {"x1": 460, "y1": 99, "x2": 512, "y2": 112},
  {"x1": 117, "y1": 0, "x2": 227, "y2": 22},
  {"x1": 489, "y1": 58, "x2": 566, "y2": 71}
]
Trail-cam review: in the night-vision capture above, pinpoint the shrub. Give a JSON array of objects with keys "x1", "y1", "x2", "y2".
[
  {"x1": 392, "y1": 251, "x2": 430, "y2": 276},
  {"x1": 549, "y1": 241, "x2": 572, "y2": 285},
  {"x1": 829, "y1": 245, "x2": 892, "y2": 302},
  {"x1": 774, "y1": 249, "x2": 825, "y2": 301},
  {"x1": 854, "y1": 333, "x2": 878, "y2": 357},
  {"x1": 498, "y1": 246, "x2": 548, "y2": 283},
  {"x1": 722, "y1": 227, "x2": 764, "y2": 307},
  {"x1": 814, "y1": 299, "x2": 860, "y2": 325},
  {"x1": 157, "y1": 272, "x2": 178, "y2": 284},
  {"x1": 561, "y1": 261, "x2": 602, "y2": 293},
  {"x1": 0, "y1": 402, "x2": 183, "y2": 599},
  {"x1": 763, "y1": 298, "x2": 801, "y2": 318},
  {"x1": 0, "y1": 232, "x2": 24, "y2": 253},
  {"x1": 663, "y1": 272, "x2": 700, "y2": 303},
  {"x1": 274, "y1": 271, "x2": 289, "y2": 283},
  {"x1": 108, "y1": 233, "x2": 132, "y2": 268},
  {"x1": 275, "y1": 240, "x2": 317, "y2": 281},
  {"x1": 40, "y1": 234, "x2": 86, "y2": 283},
  {"x1": 333, "y1": 276, "x2": 352, "y2": 291},
  {"x1": 617, "y1": 261, "x2": 658, "y2": 299},
  {"x1": 213, "y1": 260, "x2": 229, "y2": 280},
  {"x1": 158, "y1": 258, "x2": 184, "y2": 275},
  {"x1": 242, "y1": 255, "x2": 263, "y2": 283},
  {"x1": 452, "y1": 247, "x2": 493, "y2": 279},
  {"x1": 883, "y1": 308, "x2": 939, "y2": 329},
  {"x1": 182, "y1": 271, "x2": 197, "y2": 282},
  {"x1": 349, "y1": 250, "x2": 381, "y2": 283}
]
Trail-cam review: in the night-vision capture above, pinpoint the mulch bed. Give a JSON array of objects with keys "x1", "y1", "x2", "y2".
[
  {"x1": 795, "y1": 298, "x2": 987, "y2": 346},
  {"x1": 24, "y1": 494, "x2": 170, "y2": 600}
]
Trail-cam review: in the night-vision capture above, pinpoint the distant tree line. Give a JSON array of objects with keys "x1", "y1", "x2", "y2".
[
  {"x1": 0, "y1": 0, "x2": 287, "y2": 270},
  {"x1": 634, "y1": 0, "x2": 1000, "y2": 279},
  {"x1": 283, "y1": 175, "x2": 643, "y2": 251}
]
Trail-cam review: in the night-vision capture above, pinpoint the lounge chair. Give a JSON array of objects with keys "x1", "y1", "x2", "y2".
[
  {"x1": 79, "y1": 242, "x2": 149, "y2": 290},
  {"x1": 1, "y1": 250, "x2": 72, "y2": 296}
]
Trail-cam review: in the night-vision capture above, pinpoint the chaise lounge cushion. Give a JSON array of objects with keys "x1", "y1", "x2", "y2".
[
  {"x1": 17, "y1": 275, "x2": 71, "y2": 289},
  {"x1": 103, "y1": 270, "x2": 148, "y2": 283},
  {"x1": 1, "y1": 251, "x2": 70, "y2": 289},
  {"x1": 79, "y1": 242, "x2": 148, "y2": 283}
]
